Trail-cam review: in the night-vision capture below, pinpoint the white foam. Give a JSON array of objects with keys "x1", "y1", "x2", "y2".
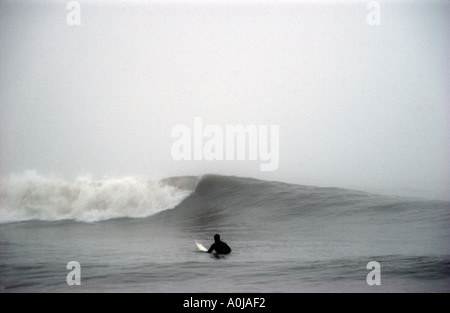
[{"x1": 0, "y1": 171, "x2": 192, "y2": 223}]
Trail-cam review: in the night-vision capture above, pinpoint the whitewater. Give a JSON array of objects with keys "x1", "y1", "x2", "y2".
[
  {"x1": 0, "y1": 172, "x2": 449, "y2": 292},
  {"x1": 0, "y1": 171, "x2": 192, "y2": 223}
]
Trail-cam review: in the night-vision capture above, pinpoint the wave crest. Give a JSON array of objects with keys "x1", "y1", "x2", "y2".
[{"x1": 0, "y1": 171, "x2": 192, "y2": 223}]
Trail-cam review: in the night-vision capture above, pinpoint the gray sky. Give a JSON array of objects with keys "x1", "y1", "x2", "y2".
[{"x1": 1, "y1": 0, "x2": 449, "y2": 200}]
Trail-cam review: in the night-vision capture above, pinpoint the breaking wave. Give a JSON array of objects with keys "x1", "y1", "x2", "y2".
[{"x1": 0, "y1": 171, "x2": 193, "y2": 223}]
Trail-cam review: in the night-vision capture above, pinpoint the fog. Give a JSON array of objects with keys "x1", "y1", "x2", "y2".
[{"x1": 1, "y1": 0, "x2": 449, "y2": 200}]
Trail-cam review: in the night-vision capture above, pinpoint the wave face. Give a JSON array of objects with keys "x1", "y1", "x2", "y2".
[
  {"x1": 0, "y1": 171, "x2": 192, "y2": 223},
  {"x1": 158, "y1": 174, "x2": 440, "y2": 224}
]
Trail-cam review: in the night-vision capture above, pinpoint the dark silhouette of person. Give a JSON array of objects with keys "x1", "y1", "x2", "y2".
[{"x1": 207, "y1": 234, "x2": 231, "y2": 254}]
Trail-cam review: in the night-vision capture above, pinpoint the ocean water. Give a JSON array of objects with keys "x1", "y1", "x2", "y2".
[{"x1": 0, "y1": 173, "x2": 449, "y2": 293}]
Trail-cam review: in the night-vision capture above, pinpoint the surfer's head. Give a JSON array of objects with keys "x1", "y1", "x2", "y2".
[{"x1": 214, "y1": 234, "x2": 220, "y2": 242}]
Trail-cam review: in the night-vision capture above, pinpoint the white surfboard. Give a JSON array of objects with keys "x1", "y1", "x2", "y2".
[{"x1": 196, "y1": 241, "x2": 208, "y2": 252}]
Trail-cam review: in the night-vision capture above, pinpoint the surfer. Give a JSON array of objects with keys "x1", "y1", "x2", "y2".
[{"x1": 207, "y1": 234, "x2": 231, "y2": 255}]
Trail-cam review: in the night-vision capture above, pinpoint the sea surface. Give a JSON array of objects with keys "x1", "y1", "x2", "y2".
[{"x1": 0, "y1": 172, "x2": 449, "y2": 292}]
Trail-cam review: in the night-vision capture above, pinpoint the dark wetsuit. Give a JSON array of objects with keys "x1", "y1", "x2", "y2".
[{"x1": 207, "y1": 240, "x2": 231, "y2": 254}]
